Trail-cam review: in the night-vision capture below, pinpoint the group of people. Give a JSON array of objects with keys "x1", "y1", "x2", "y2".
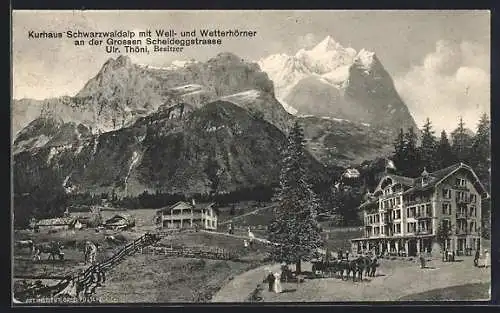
[
  {"x1": 474, "y1": 249, "x2": 490, "y2": 268},
  {"x1": 265, "y1": 269, "x2": 283, "y2": 293}
]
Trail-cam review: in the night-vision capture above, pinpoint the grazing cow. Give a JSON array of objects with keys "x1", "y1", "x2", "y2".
[
  {"x1": 32, "y1": 241, "x2": 64, "y2": 261},
  {"x1": 105, "y1": 235, "x2": 120, "y2": 245},
  {"x1": 15, "y1": 240, "x2": 35, "y2": 253},
  {"x1": 247, "y1": 227, "x2": 255, "y2": 241},
  {"x1": 84, "y1": 241, "x2": 98, "y2": 265}
]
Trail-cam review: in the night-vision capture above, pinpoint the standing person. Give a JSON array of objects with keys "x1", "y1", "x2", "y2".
[
  {"x1": 419, "y1": 252, "x2": 426, "y2": 269},
  {"x1": 345, "y1": 250, "x2": 349, "y2": 261},
  {"x1": 474, "y1": 249, "x2": 480, "y2": 267},
  {"x1": 338, "y1": 249, "x2": 343, "y2": 260},
  {"x1": 484, "y1": 249, "x2": 490, "y2": 268},
  {"x1": 273, "y1": 271, "x2": 282, "y2": 293},
  {"x1": 266, "y1": 270, "x2": 275, "y2": 292}
]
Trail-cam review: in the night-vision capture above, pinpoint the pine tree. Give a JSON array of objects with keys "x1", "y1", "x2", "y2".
[
  {"x1": 268, "y1": 121, "x2": 323, "y2": 274},
  {"x1": 470, "y1": 113, "x2": 490, "y2": 190},
  {"x1": 435, "y1": 130, "x2": 457, "y2": 169},
  {"x1": 451, "y1": 117, "x2": 473, "y2": 162},
  {"x1": 420, "y1": 118, "x2": 437, "y2": 171},
  {"x1": 392, "y1": 128, "x2": 406, "y2": 174},
  {"x1": 470, "y1": 113, "x2": 491, "y2": 240},
  {"x1": 403, "y1": 127, "x2": 421, "y2": 177}
]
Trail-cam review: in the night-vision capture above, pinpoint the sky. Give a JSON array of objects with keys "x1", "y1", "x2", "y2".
[{"x1": 12, "y1": 10, "x2": 490, "y2": 133}]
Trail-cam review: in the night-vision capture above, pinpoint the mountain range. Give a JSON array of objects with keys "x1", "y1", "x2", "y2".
[{"x1": 13, "y1": 36, "x2": 418, "y2": 198}]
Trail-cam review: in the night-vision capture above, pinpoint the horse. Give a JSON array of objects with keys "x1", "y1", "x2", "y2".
[
  {"x1": 32, "y1": 241, "x2": 64, "y2": 261},
  {"x1": 337, "y1": 259, "x2": 357, "y2": 281},
  {"x1": 354, "y1": 256, "x2": 372, "y2": 281},
  {"x1": 368, "y1": 257, "x2": 379, "y2": 277},
  {"x1": 311, "y1": 259, "x2": 343, "y2": 278}
]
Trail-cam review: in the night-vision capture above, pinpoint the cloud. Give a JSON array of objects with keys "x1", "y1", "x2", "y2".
[{"x1": 395, "y1": 40, "x2": 490, "y2": 133}]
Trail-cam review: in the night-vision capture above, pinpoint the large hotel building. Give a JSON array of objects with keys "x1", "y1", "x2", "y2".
[{"x1": 351, "y1": 163, "x2": 489, "y2": 257}]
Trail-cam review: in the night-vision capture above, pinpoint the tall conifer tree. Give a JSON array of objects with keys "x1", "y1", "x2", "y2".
[
  {"x1": 268, "y1": 121, "x2": 323, "y2": 274},
  {"x1": 451, "y1": 117, "x2": 473, "y2": 162},
  {"x1": 435, "y1": 130, "x2": 456, "y2": 169},
  {"x1": 420, "y1": 118, "x2": 437, "y2": 171}
]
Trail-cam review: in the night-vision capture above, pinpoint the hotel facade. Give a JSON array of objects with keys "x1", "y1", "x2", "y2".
[{"x1": 351, "y1": 163, "x2": 489, "y2": 257}]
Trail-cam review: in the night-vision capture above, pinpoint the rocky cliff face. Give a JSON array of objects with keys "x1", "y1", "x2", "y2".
[
  {"x1": 13, "y1": 53, "x2": 276, "y2": 137},
  {"x1": 13, "y1": 101, "x2": 324, "y2": 197}
]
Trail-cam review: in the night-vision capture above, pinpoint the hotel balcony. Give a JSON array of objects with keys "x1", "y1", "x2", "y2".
[
  {"x1": 415, "y1": 213, "x2": 432, "y2": 220},
  {"x1": 456, "y1": 198, "x2": 472, "y2": 205},
  {"x1": 416, "y1": 229, "x2": 432, "y2": 236},
  {"x1": 455, "y1": 229, "x2": 469, "y2": 235},
  {"x1": 453, "y1": 185, "x2": 470, "y2": 191},
  {"x1": 404, "y1": 200, "x2": 431, "y2": 207}
]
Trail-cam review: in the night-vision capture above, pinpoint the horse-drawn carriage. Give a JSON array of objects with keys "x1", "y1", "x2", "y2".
[{"x1": 311, "y1": 254, "x2": 380, "y2": 282}]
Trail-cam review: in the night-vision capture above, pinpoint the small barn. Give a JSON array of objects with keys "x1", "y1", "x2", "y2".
[
  {"x1": 70, "y1": 208, "x2": 103, "y2": 228},
  {"x1": 35, "y1": 217, "x2": 83, "y2": 232},
  {"x1": 342, "y1": 168, "x2": 360, "y2": 179},
  {"x1": 104, "y1": 213, "x2": 135, "y2": 230}
]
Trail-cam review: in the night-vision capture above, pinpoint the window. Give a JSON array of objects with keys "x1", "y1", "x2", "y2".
[
  {"x1": 396, "y1": 197, "x2": 401, "y2": 205},
  {"x1": 442, "y1": 189, "x2": 451, "y2": 199},
  {"x1": 444, "y1": 219, "x2": 451, "y2": 229},
  {"x1": 470, "y1": 194, "x2": 476, "y2": 203},
  {"x1": 442, "y1": 203, "x2": 451, "y2": 215},
  {"x1": 426, "y1": 204, "x2": 432, "y2": 216},
  {"x1": 456, "y1": 191, "x2": 467, "y2": 202},
  {"x1": 408, "y1": 207, "x2": 416, "y2": 218},
  {"x1": 457, "y1": 220, "x2": 467, "y2": 232},
  {"x1": 407, "y1": 222, "x2": 416, "y2": 233},
  {"x1": 470, "y1": 206, "x2": 476, "y2": 217},
  {"x1": 395, "y1": 224, "x2": 401, "y2": 234},
  {"x1": 395, "y1": 209, "x2": 401, "y2": 220},
  {"x1": 470, "y1": 221, "x2": 475, "y2": 233}
]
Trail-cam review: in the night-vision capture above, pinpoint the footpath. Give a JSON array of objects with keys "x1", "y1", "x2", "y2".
[{"x1": 211, "y1": 263, "x2": 281, "y2": 302}]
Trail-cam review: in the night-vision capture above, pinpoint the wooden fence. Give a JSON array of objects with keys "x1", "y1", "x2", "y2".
[{"x1": 141, "y1": 245, "x2": 236, "y2": 261}]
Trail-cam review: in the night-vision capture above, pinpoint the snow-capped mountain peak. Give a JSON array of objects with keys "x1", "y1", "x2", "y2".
[
  {"x1": 310, "y1": 35, "x2": 341, "y2": 52},
  {"x1": 258, "y1": 36, "x2": 417, "y2": 132},
  {"x1": 258, "y1": 36, "x2": 357, "y2": 99},
  {"x1": 354, "y1": 48, "x2": 377, "y2": 69}
]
